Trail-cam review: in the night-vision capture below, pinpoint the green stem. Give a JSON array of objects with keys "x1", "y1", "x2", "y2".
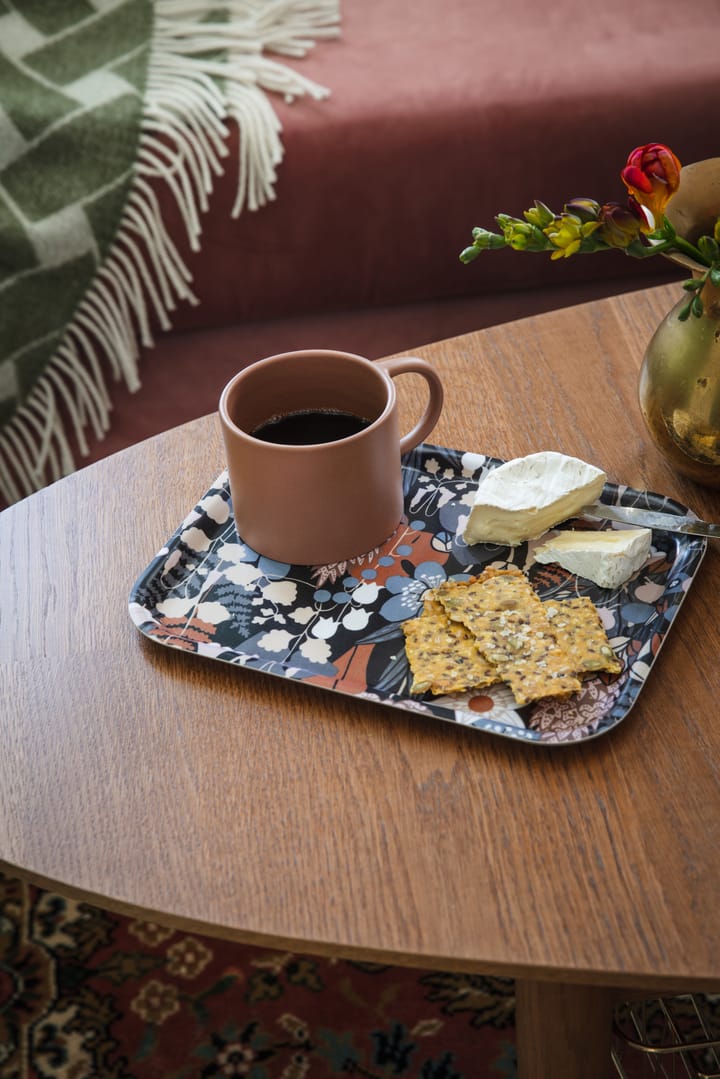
[
  {"x1": 624, "y1": 239, "x2": 671, "y2": 259},
  {"x1": 623, "y1": 234, "x2": 710, "y2": 265},
  {"x1": 669, "y1": 233, "x2": 710, "y2": 266}
]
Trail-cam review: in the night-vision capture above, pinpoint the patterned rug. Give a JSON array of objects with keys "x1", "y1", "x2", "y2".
[
  {"x1": 0, "y1": 871, "x2": 518, "y2": 1078},
  {"x1": 5, "y1": 870, "x2": 719, "y2": 1077},
  {"x1": 0, "y1": 1, "x2": 339, "y2": 505}
]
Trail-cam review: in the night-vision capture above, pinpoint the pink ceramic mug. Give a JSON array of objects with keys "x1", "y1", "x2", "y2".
[{"x1": 218, "y1": 349, "x2": 444, "y2": 565}]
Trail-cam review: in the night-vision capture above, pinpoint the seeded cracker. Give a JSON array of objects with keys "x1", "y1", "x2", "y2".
[
  {"x1": 435, "y1": 568, "x2": 583, "y2": 706},
  {"x1": 544, "y1": 597, "x2": 622, "y2": 676},
  {"x1": 402, "y1": 592, "x2": 500, "y2": 696},
  {"x1": 404, "y1": 567, "x2": 622, "y2": 708},
  {"x1": 435, "y1": 568, "x2": 536, "y2": 648}
]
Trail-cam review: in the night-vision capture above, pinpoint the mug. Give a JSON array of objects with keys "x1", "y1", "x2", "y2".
[{"x1": 218, "y1": 349, "x2": 444, "y2": 565}]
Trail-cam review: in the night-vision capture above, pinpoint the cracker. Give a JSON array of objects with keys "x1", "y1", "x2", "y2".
[
  {"x1": 404, "y1": 568, "x2": 621, "y2": 708},
  {"x1": 544, "y1": 597, "x2": 622, "y2": 676},
  {"x1": 482, "y1": 604, "x2": 582, "y2": 706},
  {"x1": 403, "y1": 592, "x2": 500, "y2": 696},
  {"x1": 435, "y1": 568, "x2": 582, "y2": 706},
  {"x1": 435, "y1": 567, "x2": 540, "y2": 642}
]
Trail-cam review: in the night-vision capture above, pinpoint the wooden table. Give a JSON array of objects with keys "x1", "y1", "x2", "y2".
[{"x1": 2, "y1": 282, "x2": 719, "y2": 1078}]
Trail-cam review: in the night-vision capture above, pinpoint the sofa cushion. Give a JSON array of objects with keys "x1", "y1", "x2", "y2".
[{"x1": 158, "y1": 0, "x2": 717, "y2": 333}]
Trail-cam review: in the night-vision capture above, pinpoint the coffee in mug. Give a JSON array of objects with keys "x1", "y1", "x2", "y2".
[
  {"x1": 218, "y1": 349, "x2": 443, "y2": 565},
  {"x1": 250, "y1": 408, "x2": 371, "y2": 445}
]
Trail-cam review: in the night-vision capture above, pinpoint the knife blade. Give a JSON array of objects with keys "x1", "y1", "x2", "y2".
[{"x1": 581, "y1": 501, "x2": 719, "y2": 539}]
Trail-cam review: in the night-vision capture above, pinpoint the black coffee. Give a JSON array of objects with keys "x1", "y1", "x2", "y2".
[{"x1": 251, "y1": 408, "x2": 371, "y2": 445}]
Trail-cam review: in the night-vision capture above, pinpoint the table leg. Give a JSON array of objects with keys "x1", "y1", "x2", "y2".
[{"x1": 515, "y1": 979, "x2": 617, "y2": 1079}]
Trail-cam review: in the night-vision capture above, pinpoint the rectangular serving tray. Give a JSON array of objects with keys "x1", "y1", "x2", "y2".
[{"x1": 129, "y1": 444, "x2": 706, "y2": 745}]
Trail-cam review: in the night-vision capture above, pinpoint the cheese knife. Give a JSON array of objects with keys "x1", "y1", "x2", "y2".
[{"x1": 582, "y1": 501, "x2": 720, "y2": 539}]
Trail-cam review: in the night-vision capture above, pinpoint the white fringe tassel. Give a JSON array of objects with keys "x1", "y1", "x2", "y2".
[{"x1": 0, "y1": 0, "x2": 339, "y2": 506}]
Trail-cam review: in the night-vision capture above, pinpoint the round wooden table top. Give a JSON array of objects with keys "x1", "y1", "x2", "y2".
[{"x1": 2, "y1": 282, "x2": 719, "y2": 999}]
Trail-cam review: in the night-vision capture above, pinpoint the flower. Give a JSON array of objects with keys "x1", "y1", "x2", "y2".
[
  {"x1": 460, "y1": 144, "x2": 720, "y2": 320},
  {"x1": 379, "y1": 561, "x2": 449, "y2": 622},
  {"x1": 620, "y1": 143, "x2": 681, "y2": 229},
  {"x1": 542, "y1": 211, "x2": 601, "y2": 259},
  {"x1": 129, "y1": 920, "x2": 175, "y2": 946},
  {"x1": 597, "y1": 202, "x2": 643, "y2": 249},
  {"x1": 166, "y1": 935, "x2": 213, "y2": 978},
  {"x1": 130, "y1": 980, "x2": 180, "y2": 1024}
]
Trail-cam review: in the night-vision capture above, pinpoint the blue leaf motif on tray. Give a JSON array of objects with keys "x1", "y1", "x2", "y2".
[{"x1": 379, "y1": 561, "x2": 449, "y2": 622}]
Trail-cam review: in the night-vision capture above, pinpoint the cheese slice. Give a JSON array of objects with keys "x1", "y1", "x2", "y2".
[
  {"x1": 534, "y1": 527, "x2": 652, "y2": 589},
  {"x1": 462, "y1": 451, "x2": 606, "y2": 547}
]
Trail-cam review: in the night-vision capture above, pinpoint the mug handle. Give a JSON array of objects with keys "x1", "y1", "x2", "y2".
[{"x1": 377, "y1": 356, "x2": 444, "y2": 454}]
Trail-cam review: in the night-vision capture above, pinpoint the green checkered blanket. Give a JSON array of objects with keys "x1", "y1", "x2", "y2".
[{"x1": 0, "y1": 0, "x2": 339, "y2": 504}]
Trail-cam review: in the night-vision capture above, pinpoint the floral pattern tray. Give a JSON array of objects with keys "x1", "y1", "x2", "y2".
[{"x1": 129, "y1": 444, "x2": 707, "y2": 745}]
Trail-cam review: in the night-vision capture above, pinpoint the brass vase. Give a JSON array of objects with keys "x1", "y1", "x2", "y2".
[{"x1": 637, "y1": 158, "x2": 720, "y2": 487}]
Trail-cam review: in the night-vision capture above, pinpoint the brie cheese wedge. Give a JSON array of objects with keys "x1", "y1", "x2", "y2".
[
  {"x1": 534, "y1": 528, "x2": 652, "y2": 589},
  {"x1": 462, "y1": 451, "x2": 607, "y2": 547}
]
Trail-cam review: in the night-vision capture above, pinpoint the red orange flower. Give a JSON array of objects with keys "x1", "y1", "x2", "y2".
[{"x1": 620, "y1": 143, "x2": 681, "y2": 230}]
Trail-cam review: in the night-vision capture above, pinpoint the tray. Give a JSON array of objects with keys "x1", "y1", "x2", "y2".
[{"x1": 128, "y1": 444, "x2": 707, "y2": 745}]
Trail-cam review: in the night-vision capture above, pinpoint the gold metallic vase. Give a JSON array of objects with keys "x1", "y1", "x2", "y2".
[
  {"x1": 639, "y1": 283, "x2": 720, "y2": 486},
  {"x1": 637, "y1": 158, "x2": 720, "y2": 487}
]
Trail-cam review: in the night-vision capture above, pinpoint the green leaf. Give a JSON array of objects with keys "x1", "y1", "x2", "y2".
[
  {"x1": 524, "y1": 200, "x2": 555, "y2": 227},
  {"x1": 198, "y1": 974, "x2": 238, "y2": 1001},
  {"x1": 698, "y1": 235, "x2": 720, "y2": 262},
  {"x1": 677, "y1": 298, "x2": 694, "y2": 321},
  {"x1": 136, "y1": 1024, "x2": 157, "y2": 1061}
]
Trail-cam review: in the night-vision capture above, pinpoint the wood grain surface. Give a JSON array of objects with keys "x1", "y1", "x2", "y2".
[{"x1": 2, "y1": 283, "x2": 719, "y2": 1017}]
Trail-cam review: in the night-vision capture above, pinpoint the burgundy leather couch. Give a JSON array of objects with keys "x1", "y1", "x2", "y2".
[{"x1": 83, "y1": 0, "x2": 720, "y2": 466}]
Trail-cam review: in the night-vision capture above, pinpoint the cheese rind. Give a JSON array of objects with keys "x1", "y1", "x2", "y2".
[
  {"x1": 534, "y1": 528, "x2": 652, "y2": 589},
  {"x1": 462, "y1": 452, "x2": 607, "y2": 547}
]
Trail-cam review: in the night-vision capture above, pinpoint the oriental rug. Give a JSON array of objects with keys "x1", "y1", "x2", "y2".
[
  {"x1": 0, "y1": 0, "x2": 339, "y2": 505},
  {"x1": 0, "y1": 871, "x2": 517, "y2": 1078},
  {"x1": 4, "y1": 871, "x2": 717, "y2": 1076}
]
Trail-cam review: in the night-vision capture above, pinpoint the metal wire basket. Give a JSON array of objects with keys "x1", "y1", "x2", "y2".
[{"x1": 612, "y1": 994, "x2": 720, "y2": 1079}]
